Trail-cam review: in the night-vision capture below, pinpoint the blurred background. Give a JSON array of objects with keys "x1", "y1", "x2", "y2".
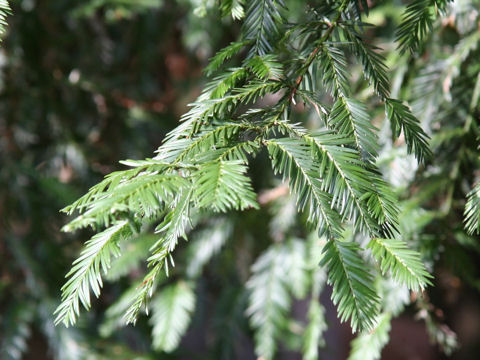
[{"x1": 1, "y1": 1, "x2": 480, "y2": 359}]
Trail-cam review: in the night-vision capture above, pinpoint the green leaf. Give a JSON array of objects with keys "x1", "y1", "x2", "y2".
[
  {"x1": 62, "y1": 164, "x2": 164, "y2": 215},
  {"x1": 247, "y1": 244, "x2": 291, "y2": 360},
  {"x1": 351, "y1": 0, "x2": 370, "y2": 17},
  {"x1": 342, "y1": 26, "x2": 390, "y2": 98},
  {"x1": 273, "y1": 121, "x2": 391, "y2": 238},
  {"x1": 63, "y1": 171, "x2": 187, "y2": 231},
  {"x1": 216, "y1": 139, "x2": 262, "y2": 163},
  {"x1": 231, "y1": 79, "x2": 283, "y2": 103},
  {"x1": 105, "y1": 234, "x2": 156, "y2": 281},
  {"x1": 367, "y1": 238, "x2": 432, "y2": 291},
  {"x1": 243, "y1": 0, "x2": 286, "y2": 56},
  {"x1": 193, "y1": 160, "x2": 259, "y2": 212},
  {"x1": 302, "y1": 260, "x2": 327, "y2": 360},
  {"x1": 178, "y1": 80, "x2": 282, "y2": 137},
  {"x1": 302, "y1": 298, "x2": 327, "y2": 360},
  {"x1": 267, "y1": 137, "x2": 344, "y2": 238},
  {"x1": 150, "y1": 281, "x2": 196, "y2": 352},
  {"x1": 152, "y1": 186, "x2": 194, "y2": 253},
  {"x1": 304, "y1": 130, "x2": 382, "y2": 236},
  {"x1": 99, "y1": 281, "x2": 143, "y2": 337},
  {"x1": 0, "y1": 0, "x2": 10, "y2": 39},
  {"x1": 285, "y1": 239, "x2": 310, "y2": 299},
  {"x1": 348, "y1": 313, "x2": 392, "y2": 360},
  {"x1": 124, "y1": 263, "x2": 165, "y2": 324},
  {"x1": 185, "y1": 218, "x2": 232, "y2": 278},
  {"x1": 329, "y1": 97, "x2": 379, "y2": 159},
  {"x1": 245, "y1": 54, "x2": 283, "y2": 79},
  {"x1": 54, "y1": 221, "x2": 133, "y2": 326},
  {"x1": 362, "y1": 170, "x2": 400, "y2": 238},
  {"x1": 207, "y1": 68, "x2": 249, "y2": 99},
  {"x1": 396, "y1": 0, "x2": 452, "y2": 54},
  {"x1": 168, "y1": 123, "x2": 251, "y2": 164},
  {"x1": 220, "y1": 0, "x2": 245, "y2": 20},
  {"x1": 385, "y1": 98, "x2": 432, "y2": 163},
  {"x1": 320, "y1": 238, "x2": 379, "y2": 332},
  {"x1": 465, "y1": 182, "x2": 480, "y2": 235},
  {"x1": 204, "y1": 40, "x2": 250, "y2": 76},
  {"x1": 316, "y1": 43, "x2": 349, "y2": 96}
]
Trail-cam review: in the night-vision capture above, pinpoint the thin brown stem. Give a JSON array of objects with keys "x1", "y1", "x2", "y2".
[{"x1": 289, "y1": 0, "x2": 349, "y2": 102}]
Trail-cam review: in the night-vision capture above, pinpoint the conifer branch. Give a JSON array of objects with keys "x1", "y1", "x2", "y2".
[
  {"x1": 320, "y1": 238, "x2": 379, "y2": 332},
  {"x1": 0, "y1": 0, "x2": 10, "y2": 39},
  {"x1": 54, "y1": 0, "x2": 437, "y2": 347},
  {"x1": 289, "y1": 0, "x2": 349, "y2": 102},
  {"x1": 54, "y1": 221, "x2": 132, "y2": 326}
]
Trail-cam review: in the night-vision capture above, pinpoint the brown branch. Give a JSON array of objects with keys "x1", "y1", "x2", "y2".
[
  {"x1": 288, "y1": 0, "x2": 349, "y2": 102},
  {"x1": 258, "y1": 184, "x2": 290, "y2": 205}
]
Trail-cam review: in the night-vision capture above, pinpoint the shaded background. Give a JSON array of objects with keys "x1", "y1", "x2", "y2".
[{"x1": 1, "y1": 1, "x2": 480, "y2": 359}]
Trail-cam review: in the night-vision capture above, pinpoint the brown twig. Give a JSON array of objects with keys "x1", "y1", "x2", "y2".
[
  {"x1": 258, "y1": 184, "x2": 290, "y2": 205},
  {"x1": 288, "y1": 0, "x2": 349, "y2": 102}
]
